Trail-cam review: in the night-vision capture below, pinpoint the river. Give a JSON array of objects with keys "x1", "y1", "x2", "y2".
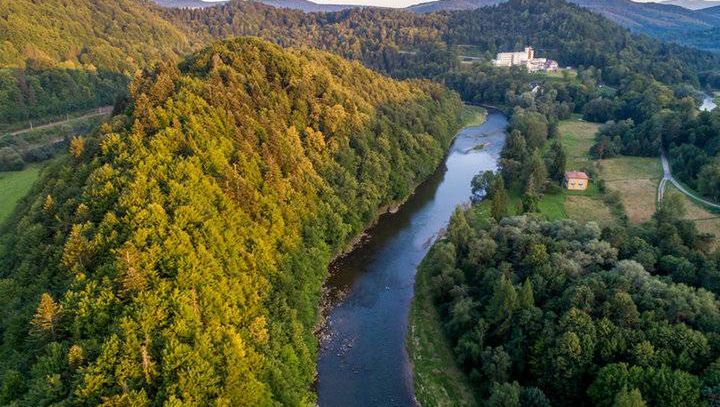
[
  {"x1": 701, "y1": 93, "x2": 717, "y2": 112},
  {"x1": 317, "y1": 111, "x2": 508, "y2": 406}
]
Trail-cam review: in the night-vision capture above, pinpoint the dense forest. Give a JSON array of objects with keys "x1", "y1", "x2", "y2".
[
  {"x1": 7, "y1": 0, "x2": 720, "y2": 127},
  {"x1": 164, "y1": 0, "x2": 720, "y2": 88},
  {"x1": 2, "y1": 0, "x2": 720, "y2": 404},
  {"x1": 165, "y1": 0, "x2": 720, "y2": 200},
  {"x1": 0, "y1": 0, "x2": 189, "y2": 126},
  {"x1": 421, "y1": 196, "x2": 720, "y2": 406},
  {"x1": 0, "y1": 37, "x2": 463, "y2": 404}
]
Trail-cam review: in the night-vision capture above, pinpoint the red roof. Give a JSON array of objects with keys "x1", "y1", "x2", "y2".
[{"x1": 565, "y1": 171, "x2": 589, "y2": 180}]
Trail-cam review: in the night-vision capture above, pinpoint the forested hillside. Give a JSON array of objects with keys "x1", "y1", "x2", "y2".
[
  {"x1": 166, "y1": 0, "x2": 720, "y2": 87},
  {"x1": 167, "y1": 0, "x2": 720, "y2": 202},
  {"x1": 0, "y1": 0, "x2": 189, "y2": 125},
  {"x1": 0, "y1": 37, "x2": 463, "y2": 404}
]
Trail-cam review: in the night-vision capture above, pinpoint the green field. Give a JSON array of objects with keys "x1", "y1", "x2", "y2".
[
  {"x1": 558, "y1": 119, "x2": 601, "y2": 171},
  {"x1": 408, "y1": 256, "x2": 478, "y2": 407},
  {"x1": 529, "y1": 119, "x2": 616, "y2": 226},
  {"x1": 0, "y1": 165, "x2": 42, "y2": 225},
  {"x1": 538, "y1": 68, "x2": 577, "y2": 80}
]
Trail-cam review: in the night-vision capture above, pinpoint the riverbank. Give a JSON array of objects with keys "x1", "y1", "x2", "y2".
[
  {"x1": 317, "y1": 111, "x2": 505, "y2": 406},
  {"x1": 408, "y1": 251, "x2": 478, "y2": 407},
  {"x1": 460, "y1": 105, "x2": 487, "y2": 129},
  {"x1": 326, "y1": 105, "x2": 487, "y2": 265}
]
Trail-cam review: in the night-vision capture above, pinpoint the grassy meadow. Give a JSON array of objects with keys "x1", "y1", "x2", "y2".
[{"x1": 0, "y1": 165, "x2": 42, "y2": 225}]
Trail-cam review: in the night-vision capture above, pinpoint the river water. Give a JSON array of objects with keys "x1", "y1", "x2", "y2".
[
  {"x1": 701, "y1": 93, "x2": 717, "y2": 112},
  {"x1": 317, "y1": 112, "x2": 508, "y2": 406}
]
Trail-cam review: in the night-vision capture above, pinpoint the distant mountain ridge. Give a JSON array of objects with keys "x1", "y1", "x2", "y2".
[
  {"x1": 406, "y1": 0, "x2": 720, "y2": 32},
  {"x1": 154, "y1": 0, "x2": 356, "y2": 11},
  {"x1": 571, "y1": 0, "x2": 720, "y2": 33},
  {"x1": 661, "y1": 0, "x2": 720, "y2": 10},
  {"x1": 153, "y1": 0, "x2": 226, "y2": 7},
  {"x1": 406, "y1": 0, "x2": 504, "y2": 13},
  {"x1": 150, "y1": 0, "x2": 720, "y2": 53},
  {"x1": 258, "y1": 0, "x2": 354, "y2": 11}
]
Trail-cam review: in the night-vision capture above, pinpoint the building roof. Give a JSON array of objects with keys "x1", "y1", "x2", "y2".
[{"x1": 565, "y1": 171, "x2": 589, "y2": 180}]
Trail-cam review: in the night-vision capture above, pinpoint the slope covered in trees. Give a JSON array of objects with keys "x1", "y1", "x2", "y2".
[
  {"x1": 420, "y1": 200, "x2": 720, "y2": 406},
  {"x1": 166, "y1": 0, "x2": 720, "y2": 87},
  {"x1": 0, "y1": 37, "x2": 463, "y2": 404},
  {"x1": 0, "y1": 0, "x2": 189, "y2": 125}
]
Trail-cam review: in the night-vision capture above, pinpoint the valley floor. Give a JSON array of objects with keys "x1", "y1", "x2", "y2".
[{"x1": 407, "y1": 117, "x2": 680, "y2": 405}]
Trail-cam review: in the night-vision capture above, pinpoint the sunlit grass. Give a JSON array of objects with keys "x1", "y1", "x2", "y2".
[{"x1": 0, "y1": 165, "x2": 42, "y2": 225}]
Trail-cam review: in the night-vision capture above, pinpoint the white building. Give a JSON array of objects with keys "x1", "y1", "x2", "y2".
[{"x1": 493, "y1": 47, "x2": 559, "y2": 73}]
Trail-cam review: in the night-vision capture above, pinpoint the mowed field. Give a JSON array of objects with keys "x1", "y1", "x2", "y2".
[
  {"x1": 0, "y1": 165, "x2": 41, "y2": 225},
  {"x1": 598, "y1": 157, "x2": 662, "y2": 224},
  {"x1": 559, "y1": 119, "x2": 600, "y2": 171}
]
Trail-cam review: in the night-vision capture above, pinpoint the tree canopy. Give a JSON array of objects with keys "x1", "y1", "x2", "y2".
[
  {"x1": 421, "y1": 203, "x2": 720, "y2": 406},
  {"x1": 0, "y1": 37, "x2": 463, "y2": 405}
]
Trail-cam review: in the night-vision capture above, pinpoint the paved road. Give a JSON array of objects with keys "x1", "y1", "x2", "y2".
[
  {"x1": 8, "y1": 106, "x2": 113, "y2": 136},
  {"x1": 658, "y1": 150, "x2": 720, "y2": 210}
]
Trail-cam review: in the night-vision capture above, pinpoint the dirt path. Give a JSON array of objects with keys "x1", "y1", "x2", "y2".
[
  {"x1": 659, "y1": 150, "x2": 720, "y2": 210},
  {"x1": 8, "y1": 106, "x2": 113, "y2": 136}
]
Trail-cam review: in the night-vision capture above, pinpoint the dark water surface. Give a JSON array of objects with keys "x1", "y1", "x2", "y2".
[
  {"x1": 701, "y1": 93, "x2": 717, "y2": 112},
  {"x1": 317, "y1": 112, "x2": 508, "y2": 406}
]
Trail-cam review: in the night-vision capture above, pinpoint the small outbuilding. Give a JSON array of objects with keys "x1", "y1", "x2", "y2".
[{"x1": 564, "y1": 171, "x2": 589, "y2": 191}]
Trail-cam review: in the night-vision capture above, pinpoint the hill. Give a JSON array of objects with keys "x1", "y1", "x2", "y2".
[
  {"x1": 407, "y1": 0, "x2": 504, "y2": 13},
  {"x1": 0, "y1": 0, "x2": 190, "y2": 125},
  {"x1": 407, "y1": 0, "x2": 720, "y2": 33},
  {"x1": 258, "y1": 0, "x2": 355, "y2": 12},
  {"x1": 166, "y1": 0, "x2": 720, "y2": 85},
  {"x1": 153, "y1": 0, "x2": 356, "y2": 11},
  {"x1": 401, "y1": 0, "x2": 720, "y2": 53},
  {"x1": 571, "y1": 0, "x2": 720, "y2": 34},
  {"x1": 0, "y1": 37, "x2": 463, "y2": 405},
  {"x1": 662, "y1": 0, "x2": 720, "y2": 9},
  {"x1": 701, "y1": 3, "x2": 720, "y2": 15},
  {"x1": 153, "y1": 0, "x2": 226, "y2": 7}
]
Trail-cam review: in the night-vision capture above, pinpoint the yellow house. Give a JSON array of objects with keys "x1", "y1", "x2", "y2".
[{"x1": 564, "y1": 171, "x2": 589, "y2": 191}]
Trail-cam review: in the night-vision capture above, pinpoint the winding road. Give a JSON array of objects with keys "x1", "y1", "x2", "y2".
[
  {"x1": 657, "y1": 94, "x2": 719, "y2": 209},
  {"x1": 7, "y1": 106, "x2": 112, "y2": 136},
  {"x1": 658, "y1": 150, "x2": 720, "y2": 210}
]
